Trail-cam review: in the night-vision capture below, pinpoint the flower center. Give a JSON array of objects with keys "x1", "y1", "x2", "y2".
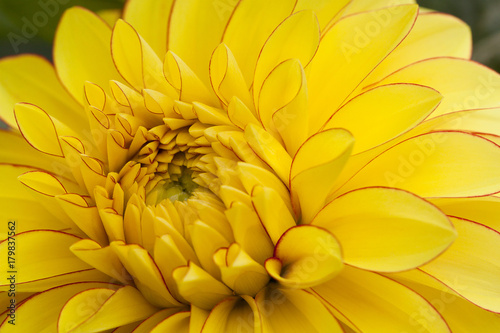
[{"x1": 148, "y1": 166, "x2": 199, "y2": 203}]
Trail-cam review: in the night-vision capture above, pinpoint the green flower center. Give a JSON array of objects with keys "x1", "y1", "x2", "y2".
[{"x1": 153, "y1": 167, "x2": 199, "y2": 203}]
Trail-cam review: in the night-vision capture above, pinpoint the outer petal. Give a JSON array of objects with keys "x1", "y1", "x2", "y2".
[
  {"x1": 0, "y1": 282, "x2": 118, "y2": 332},
  {"x1": 0, "y1": 164, "x2": 67, "y2": 239},
  {"x1": 313, "y1": 187, "x2": 456, "y2": 272},
  {"x1": 421, "y1": 217, "x2": 500, "y2": 312},
  {"x1": 111, "y1": 19, "x2": 175, "y2": 97},
  {"x1": 342, "y1": 0, "x2": 416, "y2": 16},
  {"x1": 58, "y1": 286, "x2": 158, "y2": 333},
  {"x1": 14, "y1": 103, "x2": 64, "y2": 157},
  {"x1": 325, "y1": 83, "x2": 442, "y2": 154},
  {"x1": 253, "y1": 10, "x2": 320, "y2": 107},
  {"x1": 294, "y1": 0, "x2": 351, "y2": 30},
  {"x1": 123, "y1": 0, "x2": 174, "y2": 59},
  {"x1": 430, "y1": 196, "x2": 500, "y2": 232},
  {"x1": 0, "y1": 55, "x2": 84, "y2": 130},
  {"x1": 54, "y1": 7, "x2": 122, "y2": 103},
  {"x1": 375, "y1": 58, "x2": 500, "y2": 118},
  {"x1": 0, "y1": 231, "x2": 109, "y2": 292},
  {"x1": 255, "y1": 287, "x2": 343, "y2": 333},
  {"x1": 392, "y1": 269, "x2": 500, "y2": 333},
  {"x1": 307, "y1": 4, "x2": 418, "y2": 131},
  {"x1": 258, "y1": 59, "x2": 308, "y2": 153},
  {"x1": 168, "y1": 0, "x2": 239, "y2": 87},
  {"x1": 313, "y1": 266, "x2": 450, "y2": 333},
  {"x1": 0, "y1": 131, "x2": 69, "y2": 176},
  {"x1": 365, "y1": 12, "x2": 472, "y2": 84},
  {"x1": 222, "y1": 0, "x2": 296, "y2": 86},
  {"x1": 210, "y1": 45, "x2": 253, "y2": 108},
  {"x1": 337, "y1": 132, "x2": 500, "y2": 198}
]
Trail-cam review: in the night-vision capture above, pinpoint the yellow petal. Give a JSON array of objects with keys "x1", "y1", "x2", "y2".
[
  {"x1": 129, "y1": 308, "x2": 182, "y2": 333},
  {"x1": 111, "y1": 19, "x2": 174, "y2": 97},
  {"x1": 0, "y1": 55, "x2": 84, "y2": 129},
  {"x1": 210, "y1": 44, "x2": 253, "y2": 109},
  {"x1": 307, "y1": 4, "x2": 418, "y2": 131},
  {"x1": 14, "y1": 103, "x2": 63, "y2": 157},
  {"x1": 418, "y1": 108, "x2": 500, "y2": 137},
  {"x1": 0, "y1": 282, "x2": 117, "y2": 332},
  {"x1": 269, "y1": 60, "x2": 309, "y2": 156},
  {"x1": 421, "y1": 217, "x2": 500, "y2": 312},
  {"x1": 188, "y1": 221, "x2": 230, "y2": 279},
  {"x1": 313, "y1": 187, "x2": 457, "y2": 272},
  {"x1": 256, "y1": 287, "x2": 343, "y2": 333},
  {"x1": 0, "y1": 165, "x2": 69, "y2": 240},
  {"x1": 123, "y1": 0, "x2": 174, "y2": 59},
  {"x1": 225, "y1": 202, "x2": 274, "y2": 265},
  {"x1": 430, "y1": 196, "x2": 500, "y2": 232},
  {"x1": 244, "y1": 123, "x2": 291, "y2": 185},
  {"x1": 0, "y1": 198, "x2": 64, "y2": 241},
  {"x1": 222, "y1": 0, "x2": 296, "y2": 85},
  {"x1": 313, "y1": 266, "x2": 450, "y2": 333},
  {"x1": 227, "y1": 97, "x2": 260, "y2": 130},
  {"x1": 190, "y1": 305, "x2": 210, "y2": 333},
  {"x1": 343, "y1": 0, "x2": 416, "y2": 16},
  {"x1": 202, "y1": 296, "x2": 261, "y2": 333},
  {"x1": 0, "y1": 131, "x2": 69, "y2": 176},
  {"x1": 258, "y1": 58, "x2": 307, "y2": 148},
  {"x1": 337, "y1": 132, "x2": 500, "y2": 198},
  {"x1": 391, "y1": 269, "x2": 500, "y2": 333},
  {"x1": 294, "y1": 0, "x2": 351, "y2": 30},
  {"x1": 366, "y1": 12, "x2": 472, "y2": 84},
  {"x1": 54, "y1": 7, "x2": 122, "y2": 103},
  {"x1": 17, "y1": 170, "x2": 68, "y2": 197},
  {"x1": 70, "y1": 239, "x2": 129, "y2": 284},
  {"x1": 291, "y1": 129, "x2": 354, "y2": 222},
  {"x1": 0, "y1": 231, "x2": 108, "y2": 292},
  {"x1": 214, "y1": 244, "x2": 270, "y2": 296},
  {"x1": 58, "y1": 286, "x2": 158, "y2": 333},
  {"x1": 265, "y1": 225, "x2": 343, "y2": 288},
  {"x1": 325, "y1": 84, "x2": 442, "y2": 154},
  {"x1": 111, "y1": 241, "x2": 182, "y2": 307},
  {"x1": 193, "y1": 102, "x2": 232, "y2": 126},
  {"x1": 168, "y1": 0, "x2": 238, "y2": 87},
  {"x1": 237, "y1": 162, "x2": 292, "y2": 212},
  {"x1": 376, "y1": 58, "x2": 500, "y2": 118},
  {"x1": 251, "y1": 186, "x2": 296, "y2": 245},
  {"x1": 151, "y1": 311, "x2": 190, "y2": 333},
  {"x1": 173, "y1": 262, "x2": 232, "y2": 310},
  {"x1": 253, "y1": 10, "x2": 319, "y2": 107},
  {"x1": 164, "y1": 51, "x2": 218, "y2": 106}
]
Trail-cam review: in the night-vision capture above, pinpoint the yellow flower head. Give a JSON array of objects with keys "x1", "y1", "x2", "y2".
[{"x1": 1, "y1": 0, "x2": 500, "y2": 332}]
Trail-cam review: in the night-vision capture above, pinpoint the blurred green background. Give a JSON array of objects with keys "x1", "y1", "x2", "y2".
[{"x1": 0, "y1": 0, "x2": 499, "y2": 71}]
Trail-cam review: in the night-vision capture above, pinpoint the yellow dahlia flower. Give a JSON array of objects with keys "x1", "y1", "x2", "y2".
[{"x1": 1, "y1": 0, "x2": 500, "y2": 331}]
